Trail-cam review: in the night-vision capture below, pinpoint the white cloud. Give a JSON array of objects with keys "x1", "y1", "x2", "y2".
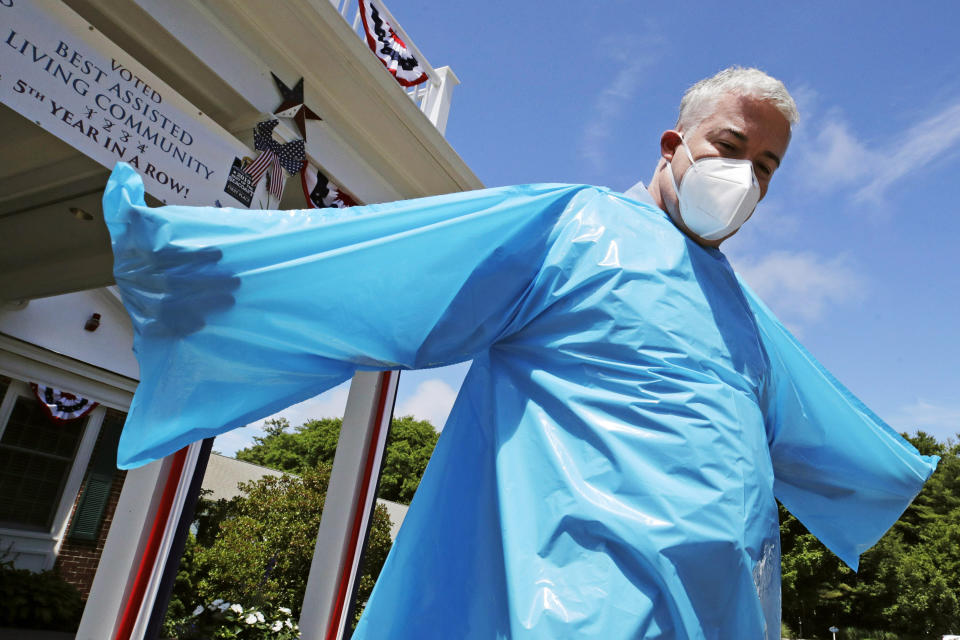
[
  {"x1": 854, "y1": 100, "x2": 960, "y2": 203},
  {"x1": 794, "y1": 113, "x2": 875, "y2": 192},
  {"x1": 887, "y1": 399, "x2": 960, "y2": 442},
  {"x1": 395, "y1": 378, "x2": 458, "y2": 431},
  {"x1": 259, "y1": 383, "x2": 351, "y2": 426},
  {"x1": 580, "y1": 59, "x2": 651, "y2": 172},
  {"x1": 214, "y1": 373, "x2": 464, "y2": 456},
  {"x1": 733, "y1": 250, "x2": 864, "y2": 329},
  {"x1": 212, "y1": 426, "x2": 264, "y2": 458},
  {"x1": 790, "y1": 94, "x2": 960, "y2": 204},
  {"x1": 214, "y1": 383, "x2": 350, "y2": 456},
  {"x1": 579, "y1": 33, "x2": 661, "y2": 174}
]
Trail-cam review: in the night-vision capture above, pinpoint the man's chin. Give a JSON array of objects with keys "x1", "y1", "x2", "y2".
[{"x1": 666, "y1": 208, "x2": 725, "y2": 248}]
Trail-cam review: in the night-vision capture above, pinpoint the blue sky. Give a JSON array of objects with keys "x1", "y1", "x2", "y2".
[{"x1": 215, "y1": 1, "x2": 960, "y2": 454}]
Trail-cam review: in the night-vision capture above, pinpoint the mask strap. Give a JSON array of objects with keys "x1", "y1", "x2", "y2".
[
  {"x1": 677, "y1": 133, "x2": 696, "y2": 165},
  {"x1": 667, "y1": 133, "x2": 699, "y2": 198}
]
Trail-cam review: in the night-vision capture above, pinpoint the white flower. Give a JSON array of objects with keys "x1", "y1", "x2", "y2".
[
  {"x1": 218, "y1": 601, "x2": 231, "y2": 612},
  {"x1": 192, "y1": 605, "x2": 204, "y2": 616},
  {"x1": 212, "y1": 598, "x2": 224, "y2": 606},
  {"x1": 230, "y1": 603, "x2": 244, "y2": 614},
  {"x1": 285, "y1": 619, "x2": 293, "y2": 628},
  {"x1": 271, "y1": 621, "x2": 283, "y2": 632},
  {"x1": 245, "y1": 613, "x2": 258, "y2": 625},
  {"x1": 278, "y1": 606, "x2": 292, "y2": 615}
]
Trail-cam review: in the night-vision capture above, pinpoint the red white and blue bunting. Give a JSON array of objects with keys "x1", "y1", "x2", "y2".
[
  {"x1": 301, "y1": 161, "x2": 359, "y2": 209},
  {"x1": 30, "y1": 383, "x2": 98, "y2": 423},
  {"x1": 358, "y1": 0, "x2": 429, "y2": 87}
]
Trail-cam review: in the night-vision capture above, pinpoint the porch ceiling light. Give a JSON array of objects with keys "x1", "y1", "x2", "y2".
[{"x1": 70, "y1": 207, "x2": 94, "y2": 221}]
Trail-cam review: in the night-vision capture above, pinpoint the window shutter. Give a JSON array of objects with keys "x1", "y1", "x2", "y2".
[{"x1": 68, "y1": 412, "x2": 124, "y2": 541}]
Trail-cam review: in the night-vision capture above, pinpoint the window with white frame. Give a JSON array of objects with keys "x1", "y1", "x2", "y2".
[{"x1": 0, "y1": 375, "x2": 92, "y2": 531}]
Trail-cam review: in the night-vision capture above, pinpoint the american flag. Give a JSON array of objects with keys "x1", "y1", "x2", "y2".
[{"x1": 244, "y1": 119, "x2": 306, "y2": 201}]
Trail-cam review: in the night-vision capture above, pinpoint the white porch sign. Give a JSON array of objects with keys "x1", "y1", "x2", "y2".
[{"x1": 0, "y1": 0, "x2": 258, "y2": 207}]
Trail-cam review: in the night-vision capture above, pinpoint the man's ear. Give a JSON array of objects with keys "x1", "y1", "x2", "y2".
[{"x1": 660, "y1": 130, "x2": 683, "y2": 162}]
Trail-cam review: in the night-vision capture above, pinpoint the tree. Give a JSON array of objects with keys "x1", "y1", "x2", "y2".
[
  {"x1": 165, "y1": 465, "x2": 393, "y2": 635},
  {"x1": 780, "y1": 430, "x2": 960, "y2": 639},
  {"x1": 779, "y1": 502, "x2": 853, "y2": 636},
  {"x1": 236, "y1": 415, "x2": 440, "y2": 504},
  {"x1": 847, "y1": 432, "x2": 960, "y2": 638},
  {"x1": 378, "y1": 416, "x2": 441, "y2": 504}
]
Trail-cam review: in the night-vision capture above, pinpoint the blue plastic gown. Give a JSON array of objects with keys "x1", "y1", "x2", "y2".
[{"x1": 103, "y1": 163, "x2": 937, "y2": 639}]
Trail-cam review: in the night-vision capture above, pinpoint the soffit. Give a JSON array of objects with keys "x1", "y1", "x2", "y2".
[
  {"x1": 63, "y1": 0, "x2": 483, "y2": 198},
  {"x1": 2, "y1": 0, "x2": 483, "y2": 301}
]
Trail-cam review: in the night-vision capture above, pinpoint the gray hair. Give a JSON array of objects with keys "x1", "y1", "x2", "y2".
[{"x1": 677, "y1": 66, "x2": 799, "y2": 133}]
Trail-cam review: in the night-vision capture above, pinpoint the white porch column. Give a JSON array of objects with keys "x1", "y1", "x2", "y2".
[
  {"x1": 75, "y1": 457, "x2": 172, "y2": 640},
  {"x1": 299, "y1": 370, "x2": 399, "y2": 640}
]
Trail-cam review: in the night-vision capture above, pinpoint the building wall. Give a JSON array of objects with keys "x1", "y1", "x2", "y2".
[
  {"x1": 54, "y1": 469, "x2": 126, "y2": 599},
  {"x1": 52, "y1": 418, "x2": 128, "y2": 600},
  {"x1": 0, "y1": 289, "x2": 137, "y2": 380},
  {"x1": 0, "y1": 288, "x2": 136, "y2": 575}
]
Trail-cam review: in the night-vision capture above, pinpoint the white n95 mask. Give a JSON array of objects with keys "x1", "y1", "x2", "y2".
[{"x1": 668, "y1": 136, "x2": 761, "y2": 241}]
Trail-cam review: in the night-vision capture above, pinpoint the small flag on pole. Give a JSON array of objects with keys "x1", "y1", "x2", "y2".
[{"x1": 244, "y1": 120, "x2": 306, "y2": 202}]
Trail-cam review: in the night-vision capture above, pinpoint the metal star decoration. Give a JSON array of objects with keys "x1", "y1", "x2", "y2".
[{"x1": 271, "y1": 73, "x2": 322, "y2": 138}]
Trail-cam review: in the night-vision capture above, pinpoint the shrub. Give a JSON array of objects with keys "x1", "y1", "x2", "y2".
[
  {"x1": 164, "y1": 600, "x2": 299, "y2": 639},
  {"x1": 163, "y1": 464, "x2": 393, "y2": 635},
  {"x1": 0, "y1": 555, "x2": 83, "y2": 631}
]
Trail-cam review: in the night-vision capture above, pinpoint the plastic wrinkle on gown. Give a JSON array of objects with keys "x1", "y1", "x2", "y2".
[{"x1": 103, "y1": 163, "x2": 938, "y2": 639}]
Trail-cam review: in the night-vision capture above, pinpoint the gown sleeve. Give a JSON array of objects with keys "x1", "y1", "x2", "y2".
[
  {"x1": 740, "y1": 281, "x2": 939, "y2": 569},
  {"x1": 102, "y1": 162, "x2": 595, "y2": 468}
]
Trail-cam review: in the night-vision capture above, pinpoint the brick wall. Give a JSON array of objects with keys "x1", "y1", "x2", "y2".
[{"x1": 54, "y1": 447, "x2": 127, "y2": 600}]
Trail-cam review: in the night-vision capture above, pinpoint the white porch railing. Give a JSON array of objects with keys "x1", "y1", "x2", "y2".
[{"x1": 330, "y1": 0, "x2": 459, "y2": 135}]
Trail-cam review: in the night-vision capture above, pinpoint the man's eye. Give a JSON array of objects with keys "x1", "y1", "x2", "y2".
[
  {"x1": 756, "y1": 163, "x2": 773, "y2": 177},
  {"x1": 716, "y1": 141, "x2": 735, "y2": 151}
]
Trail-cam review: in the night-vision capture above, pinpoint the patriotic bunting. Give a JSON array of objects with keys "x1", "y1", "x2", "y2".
[
  {"x1": 246, "y1": 82, "x2": 356, "y2": 209},
  {"x1": 243, "y1": 120, "x2": 305, "y2": 202},
  {"x1": 358, "y1": 0, "x2": 429, "y2": 87},
  {"x1": 31, "y1": 383, "x2": 98, "y2": 423},
  {"x1": 301, "y1": 161, "x2": 359, "y2": 209}
]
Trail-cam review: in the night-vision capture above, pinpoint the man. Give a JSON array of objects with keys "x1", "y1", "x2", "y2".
[
  {"x1": 103, "y1": 67, "x2": 936, "y2": 639},
  {"x1": 624, "y1": 67, "x2": 795, "y2": 249},
  {"x1": 650, "y1": 68, "x2": 793, "y2": 247}
]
